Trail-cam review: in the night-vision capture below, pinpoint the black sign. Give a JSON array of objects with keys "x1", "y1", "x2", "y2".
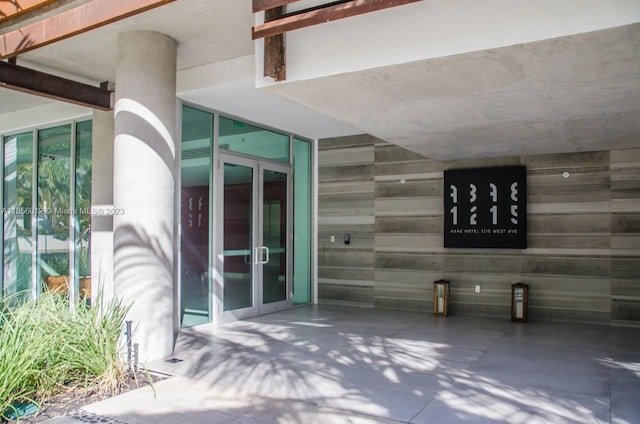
[{"x1": 444, "y1": 166, "x2": 526, "y2": 249}]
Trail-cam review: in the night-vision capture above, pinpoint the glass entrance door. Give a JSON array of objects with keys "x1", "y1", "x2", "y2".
[
  {"x1": 217, "y1": 154, "x2": 291, "y2": 322},
  {"x1": 221, "y1": 160, "x2": 254, "y2": 313},
  {"x1": 261, "y1": 168, "x2": 288, "y2": 308}
]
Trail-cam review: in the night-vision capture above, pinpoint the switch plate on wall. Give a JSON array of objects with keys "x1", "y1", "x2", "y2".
[
  {"x1": 330, "y1": 235, "x2": 335, "y2": 243},
  {"x1": 475, "y1": 285, "x2": 481, "y2": 294}
]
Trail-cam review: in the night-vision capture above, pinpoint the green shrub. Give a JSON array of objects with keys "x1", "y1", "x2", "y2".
[
  {"x1": 0, "y1": 291, "x2": 131, "y2": 421},
  {"x1": 56, "y1": 294, "x2": 130, "y2": 396},
  {"x1": 0, "y1": 298, "x2": 53, "y2": 420}
]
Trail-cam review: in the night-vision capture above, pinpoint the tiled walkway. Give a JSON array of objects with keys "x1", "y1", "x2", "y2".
[{"x1": 53, "y1": 305, "x2": 640, "y2": 423}]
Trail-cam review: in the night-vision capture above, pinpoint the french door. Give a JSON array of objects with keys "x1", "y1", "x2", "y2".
[{"x1": 216, "y1": 153, "x2": 291, "y2": 322}]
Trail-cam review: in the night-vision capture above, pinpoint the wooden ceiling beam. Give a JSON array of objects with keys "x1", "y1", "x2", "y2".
[
  {"x1": 0, "y1": 60, "x2": 112, "y2": 110},
  {"x1": 263, "y1": 6, "x2": 286, "y2": 81},
  {"x1": 252, "y1": 0, "x2": 421, "y2": 40},
  {"x1": 0, "y1": 0, "x2": 61, "y2": 23},
  {"x1": 253, "y1": 0, "x2": 300, "y2": 13},
  {"x1": 0, "y1": 0, "x2": 175, "y2": 59}
]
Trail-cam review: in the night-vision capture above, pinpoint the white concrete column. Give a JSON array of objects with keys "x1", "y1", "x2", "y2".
[
  {"x1": 113, "y1": 31, "x2": 177, "y2": 362},
  {"x1": 91, "y1": 109, "x2": 115, "y2": 302}
]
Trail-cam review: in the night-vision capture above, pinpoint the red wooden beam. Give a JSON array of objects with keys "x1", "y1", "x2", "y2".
[
  {"x1": 0, "y1": 0, "x2": 176, "y2": 59},
  {"x1": 253, "y1": 0, "x2": 300, "y2": 13},
  {"x1": 252, "y1": 0, "x2": 422, "y2": 40},
  {"x1": 0, "y1": 61, "x2": 112, "y2": 110},
  {"x1": 0, "y1": 0, "x2": 60, "y2": 22}
]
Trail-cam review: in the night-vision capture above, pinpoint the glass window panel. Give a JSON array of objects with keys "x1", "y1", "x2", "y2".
[
  {"x1": 37, "y1": 125, "x2": 71, "y2": 296},
  {"x1": 3, "y1": 132, "x2": 34, "y2": 297},
  {"x1": 180, "y1": 106, "x2": 213, "y2": 327},
  {"x1": 219, "y1": 116, "x2": 289, "y2": 162},
  {"x1": 75, "y1": 120, "x2": 92, "y2": 301},
  {"x1": 293, "y1": 139, "x2": 312, "y2": 304},
  {"x1": 262, "y1": 169, "x2": 287, "y2": 304}
]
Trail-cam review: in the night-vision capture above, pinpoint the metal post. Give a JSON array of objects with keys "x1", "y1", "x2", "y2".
[{"x1": 125, "y1": 320, "x2": 133, "y2": 373}]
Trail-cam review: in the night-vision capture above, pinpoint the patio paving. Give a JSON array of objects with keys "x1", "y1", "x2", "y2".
[{"x1": 49, "y1": 304, "x2": 640, "y2": 423}]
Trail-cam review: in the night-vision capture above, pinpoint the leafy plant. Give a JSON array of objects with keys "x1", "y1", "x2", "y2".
[
  {"x1": 0, "y1": 291, "x2": 131, "y2": 421},
  {"x1": 0, "y1": 299, "x2": 49, "y2": 420},
  {"x1": 56, "y1": 293, "x2": 131, "y2": 396}
]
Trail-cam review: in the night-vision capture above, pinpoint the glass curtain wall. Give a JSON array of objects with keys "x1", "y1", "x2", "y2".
[
  {"x1": 75, "y1": 121, "x2": 92, "y2": 300},
  {"x1": 37, "y1": 125, "x2": 71, "y2": 296},
  {"x1": 2, "y1": 132, "x2": 34, "y2": 297},
  {"x1": 178, "y1": 105, "x2": 314, "y2": 325},
  {"x1": 180, "y1": 106, "x2": 213, "y2": 327},
  {"x1": 219, "y1": 116, "x2": 289, "y2": 162},
  {"x1": 1, "y1": 121, "x2": 91, "y2": 300},
  {"x1": 293, "y1": 138, "x2": 312, "y2": 304}
]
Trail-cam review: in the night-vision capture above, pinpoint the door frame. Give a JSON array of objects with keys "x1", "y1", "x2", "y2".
[{"x1": 214, "y1": 152, "x2": 292, "y2": 324}]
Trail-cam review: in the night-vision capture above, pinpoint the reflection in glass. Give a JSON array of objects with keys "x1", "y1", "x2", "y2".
[
  {"x1": 293, "y1": 139, "x2": 312, "y2": 304},
  {"x1": 37, "y1": 125, "x2": 71, "y2": 296},
  {"x1": 3, "y1": 132, "x2": 34, "y2": 296},
  {"x1": 223, "y1": 163, "x2": 253, "y2": 311},
  {"x1": 263, "y1": 170, "x2": 287, "y2": 304},
  {"x1": 180, "y1": 106, "x2": 213, "y2": 327},
  {"x1": 219, "y1": 116, "x2": 289, "y2": 162},
  {"x1": 75, "y1": 120, "x2": 92, "y2": 301}
]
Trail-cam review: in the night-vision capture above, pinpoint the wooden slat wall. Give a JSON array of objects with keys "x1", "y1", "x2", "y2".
[
  {"x1": 318, "y1": 135, "x2": 640, "y2": 324},
  {"x1": 611, "y1": 148, "x2": 640, "y2": 322},
  {"x1": 318, "y1": 135, "x2": 375, "y2": 307},
  {"x1": 521, "y1": 151, "x2": 611, "y2": 323},
  {"x1": 375, "y1": 141, "x2": 444, "y2": 311}
]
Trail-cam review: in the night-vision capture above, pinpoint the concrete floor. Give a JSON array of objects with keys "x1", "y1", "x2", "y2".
[{"x1": 81, "y1": 305, "x2": 639, "y2": 424}]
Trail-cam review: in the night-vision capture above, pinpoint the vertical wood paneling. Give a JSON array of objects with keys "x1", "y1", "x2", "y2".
[{"x1": 317, "y1": 135, "x2": 640, "y2": 325}]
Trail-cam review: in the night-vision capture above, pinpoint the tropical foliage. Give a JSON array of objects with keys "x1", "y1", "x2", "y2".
[{"x1": 0, "y1": 292, "x2": 130, "y2": 421}]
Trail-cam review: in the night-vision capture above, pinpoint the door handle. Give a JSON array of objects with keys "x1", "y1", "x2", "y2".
[{"x1": 255, "y1": 246, "x2": 269, "y2": 264}]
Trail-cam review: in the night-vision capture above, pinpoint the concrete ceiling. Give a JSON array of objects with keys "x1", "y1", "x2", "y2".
[
  {"x1": 1, "y1": 1, "x2": 639, "y2": 160},
  {"x1": 0, "y1": 88, "x2": 49, "y2": 114},
  {"x1": 10, "y1": 0, "x2": 254, "y2": 82},
  {"x1": 265, "y1": 23, "x2": 640, "y2": 160},
  {"x1": 1, "y1": 0, "x2": 360, "y2": 138},
  {"x1": 0, "y1": 0, "x2": 254, "y2": 116}
]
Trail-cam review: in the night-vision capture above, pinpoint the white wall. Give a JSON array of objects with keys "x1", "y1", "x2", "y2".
[
  {"x1": 256, "y1": 0, "x2": 640, "y2": 87},
  {"x1": 0, "y1": 102, "x2": 91, "y2": 134}
]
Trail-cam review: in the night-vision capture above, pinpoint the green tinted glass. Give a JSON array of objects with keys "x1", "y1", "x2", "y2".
[
  {"x1": 219, "y1": 116, "x2": 289, "y2": 162},
  {"x1": 75, "y1": 120, "x2": 92, "y2": 301},
  {"x1": 180, "y1": 106, "x2": 213, "y2": 327},
  {"x1": 293, "y1": 138, "x2": 311, "y2": 304},
  {"x1": 3, "y1": 132, "x2": 34, "y2": 296},
  {"x1": 37, "y1": 125, "x2": 72, "y2": 295}
]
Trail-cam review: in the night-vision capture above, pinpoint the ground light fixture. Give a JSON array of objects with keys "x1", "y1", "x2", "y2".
[
  {"x1": 511, "y1": 283, "x2": 529, "y2": 322},
  {"x1": 433, "y1": 279, "x2": 450, "y2": 316}
]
